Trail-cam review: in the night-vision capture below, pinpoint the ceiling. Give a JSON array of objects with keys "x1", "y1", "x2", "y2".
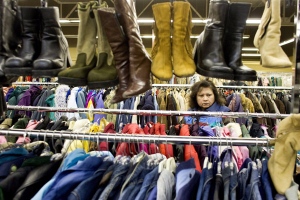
[{"x1": 18, "y1": 0, "x2": 297, "y2": 65}]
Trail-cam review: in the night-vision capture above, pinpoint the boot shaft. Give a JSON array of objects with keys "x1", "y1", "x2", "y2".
[
  {"x1": 77, "y1": 2, "x2": 97, "y2": 65},
  {"x1": 152, "y1": 2, "x2": 171, "y2": 38},
  {"x1": 0, "y1": 0, "x2": 22, "y2": 55},
  {"x1": 20, "y1": 7, "x2": 40, "y2": 36},
  {"x1": 225, "y1": 3, "x2": 251, "y2": 33},
  {"x1": 206, "y1": 0, "x2": 229, "y2": 29}
]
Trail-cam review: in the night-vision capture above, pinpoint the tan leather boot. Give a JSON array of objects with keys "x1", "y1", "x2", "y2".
[
  {"x1": 151, "y1": 2, "x2": 172, "y2": 81},
  {"x1": 253, "y1": 0, "x2": 292, "y2": 68},
  {"x1": 172, "y1": 1, "x2": 196, "y2": 77}
]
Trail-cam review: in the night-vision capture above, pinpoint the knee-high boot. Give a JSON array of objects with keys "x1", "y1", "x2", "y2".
[
  {"x1": 114, "y1": 0, "x2": 152, "y2": 98},
  {"x1": 58, "y1": 2, "x2": 98, "y2": 86},
  {"x1": 98, "y1": 7, "x2": 130, "y2": 103},
  {"x1": 253, "y1": 0, "x2": 292, "y2": 68},
  {"x1": 193, "y1": 0, "x2": 234, "y2": 80},
  {"x1": 0, "y1": 0, "x2": 21, "y2": 86},
  {"x1": 87, "y1": 3, "x2": 118, "y2": 89},
  {"x1": 32, "y1": 7, "x2": 72, "y2": 77},
  {"x1": 223, "y1": 3, "x2": 257, "y2": 81},
  {"x1": 151, "y1": 2, "x2": 172, "y2": 81},
  {"x1": 5, "y1": 7, "x2": 41, "y2": 76},
  {"x1": 172, "y1": 1, "x2": 196, "y2": 78}
]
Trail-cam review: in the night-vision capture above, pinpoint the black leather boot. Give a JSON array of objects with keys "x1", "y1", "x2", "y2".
[
  {"x1": 223, "y1": 3, "x2": 257, "y2": 81},
  {"x1": 0, "y1": 0, "x2": 22, "y2": 86},
  {"x1": 32, "y1": 7, "x2": 71, "y2": 77},
  {"x1": 5, "y1": 7, "x2": 41, "y2": 76},
  {"x1": 193, "y1": 0, "x2": 233, "y2": 80}
]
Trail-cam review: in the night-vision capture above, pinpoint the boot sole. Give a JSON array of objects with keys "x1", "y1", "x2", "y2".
[
  {"x1": 57, "y1": 77, "x2": 87, "y2": 87},
  {"x1": 32, "y1": 68, "x2": 64, "y2": 78},
  {"x1": 4, "y1": 67, "x2": 32, "y2": 76},
  {"x1": 87, "y1": 77, "x2": 119, "y2": 89},
  {"x1": 196, "y1": 66, "x2": 234, "y2": 80},
  {"x1": 234, "y1": 74, "x2": 258, "y2": 81}
]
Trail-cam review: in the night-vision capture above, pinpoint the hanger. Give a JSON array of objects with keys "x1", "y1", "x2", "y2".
[{"x1": 40, "y1": 0, "x2": 48, "y2": 7}]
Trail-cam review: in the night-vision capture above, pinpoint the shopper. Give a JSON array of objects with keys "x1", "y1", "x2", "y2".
[{"x1": 184, "y1": 80, "x2": 231, "y2": 127}]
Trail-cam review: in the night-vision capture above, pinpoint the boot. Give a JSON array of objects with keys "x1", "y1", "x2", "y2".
[
  {"x1": 98, "y1": 7, "x2": 130, "y2": 103},
  {"x1": 223, "y1": 3, "x2": 257, "y2": 81},
  {"x1": 5, "y1": 7, "x2": 41, "y2": 76},
  {"x1": 193, "y1": 0, "x2": 234, "y2": 80},
  {"x1": 114, "y1": 0, "x2": 152, "y2": 98},
  {"x1": 151, "y1": 3, "x2": 172, "y2": 81},
  {"x1": 172, "y1": 1, "x2": 196, "y2": 77},
  {"x1": 87, "y1": 3, "x2": 118, "y2": 89},
  {"x1": 32, "y1": 7, "x2": 72, "y2": 77},
  {"x1": 0, "y1": 0, "x2": 22, "y2": 86},
  {"x1": 58, "y1": 2, "x2": 98, "y2": 86},
  {"x1": 253, "y1": 0, "x2": 292, "y2": 68}
]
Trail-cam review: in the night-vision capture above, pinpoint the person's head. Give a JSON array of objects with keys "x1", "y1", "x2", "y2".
[{"x1": 189, "y1": 80, "x2": 225, "y2": 110}]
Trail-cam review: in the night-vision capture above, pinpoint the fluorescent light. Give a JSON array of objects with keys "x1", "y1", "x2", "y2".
[
  {"x1": 279, "y1": 38, "x2": 294, "y2": 46},
  {"x1": 246, "y1": 19, "x2": 261, "y2": 24},
  {"x1": 60, "y1": 18, "x2": 262, "y2": 25},
  {"x1": 242, "y1": 53, "x2": 261, "y2": 57},
  {"x1": 242, "y1": 47, "x2": 258, "y2": 51}
]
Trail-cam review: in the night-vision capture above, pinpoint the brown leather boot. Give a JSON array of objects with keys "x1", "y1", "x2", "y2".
[
  {"x1": 98, "y1": 7, "x2": 130, "y2": 103},
  {"x1": 114, "y1": 0, "x2": 152, "y2": 98}
]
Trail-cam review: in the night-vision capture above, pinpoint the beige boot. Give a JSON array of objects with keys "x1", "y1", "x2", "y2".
[
  {"x1": 253, "y1": 0, "x2": 292, "y2": 68},
  {"x1": 172, "y1": 1, "x2": 196, "y2": 77},
  {"x1": 151, "y1": 3, "x2": 172, "y2": 81}
]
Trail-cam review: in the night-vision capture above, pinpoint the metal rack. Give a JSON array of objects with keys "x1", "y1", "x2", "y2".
[
  {"x1": 6, "y1": 105, "x2": 290, "y2": 119},
  {"x1": 0, "y1": 129, "x2": 274, "y2": 147}
]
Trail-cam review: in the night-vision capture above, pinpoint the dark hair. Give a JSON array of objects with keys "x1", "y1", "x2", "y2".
[{"x1": 188, "y1": 80, "x2": 225, "y2": 109}]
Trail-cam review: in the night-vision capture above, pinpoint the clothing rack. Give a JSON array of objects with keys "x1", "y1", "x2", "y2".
[
  {"x1": 152, "y1": 84, "x2": 293, "y2": 90},
  {"x1": 0, "y1": 129, "x2": 273, "y2": 146},
  {"x1": 11, "y1": 82, "x2": 59, "y2": 86},
  {"x1": 6, "y1": 105, "x2": 290, "y2": 118}
]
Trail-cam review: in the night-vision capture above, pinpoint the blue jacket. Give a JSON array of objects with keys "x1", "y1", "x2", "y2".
[{"x1": 184, "y1": 102, "x2": 231, "y2": 127}]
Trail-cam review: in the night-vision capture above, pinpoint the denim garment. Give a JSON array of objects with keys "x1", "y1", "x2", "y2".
[
  {"x1": 119, "y1": 154, "x2": 154, "y2": 200},
  {"x1": 213, "y1": 174, "x2": 224, "y2": 200},
  {"x1": 43, "y1": 156, "x2": 104, "y2": 200},
  {"x1": 157, "y1": 169, "x2": 175, "y2": 200},
  {"x1": 0, "y1": 153, "x2": 35, "y2": 181},
  {"x1": 261, "y1": 159, "x2": 275, "y2": 200},
  {"x1": 91, "y1": 164, "x2": 115, "y2": 200},
  {"x1": 0, "y1": 147, "x2": 28, "y2": 165},
  {"x1": 99, "y1": 162, "x2": 130, "y2": 200},
  {"x1": 196, "y1": 167, "x2": 207, "y2": 200},
  {"x1": 229, "y1": 166, "x2": 238, "y2": 200},
  {"x1": 237, "y1": 158, "x2": 252, "y2": 199},
  {"x1": 144, "y1": 168, "x2": 161, "y2": 200},
  {"x1": 135, "y1": 166, "x2": 159, "y2": 200},
  {"x1": 176, "y1": 158, "x2": 201, "y2": 200},
  {"x1": 222, "y1": 166, "x2": 231, "y2": 200},
  {"x1": 147, "y1": 185, "x2": 157, "y2": 200},
  {"x1": 244, "y1": 163, "x2": 262, "y2": 200},
  {"x1": 32, "y1": 149, "x2": 88, "y2": 200},
  {"x1": 68, "y1": 160, "x2": 113, "y2": 200},
  {"x1": 201, "y1": 167, "x2": 214, "y2": 200}
]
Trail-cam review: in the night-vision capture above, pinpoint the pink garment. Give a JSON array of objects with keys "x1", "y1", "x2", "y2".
[
  {"x1": 239, "y1": 146, "x2": 249, "y2": 162},
  {"x1": 16, "y1": 136, "x2": 31, "y2": 144},
  {"x1": 233, "y1": 146, "x2": 243, "y2": 169},
  {"x1": 0, "y1": 136, "x2": 7, "y2": 144},
  {"x1": 25, "y1": 120, "x2": 39, "y2": 130}
]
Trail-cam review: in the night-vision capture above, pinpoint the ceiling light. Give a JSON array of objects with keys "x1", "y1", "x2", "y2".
[
  {"x1": 279, "y1": 38, "x2": 294, "y2": 46},
  {"x1": 242, "y1": 53, "x2": 261, "y2": 57},
  {"x1": 242, "y1": 47, "x2": 258, "y2": 51}
]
